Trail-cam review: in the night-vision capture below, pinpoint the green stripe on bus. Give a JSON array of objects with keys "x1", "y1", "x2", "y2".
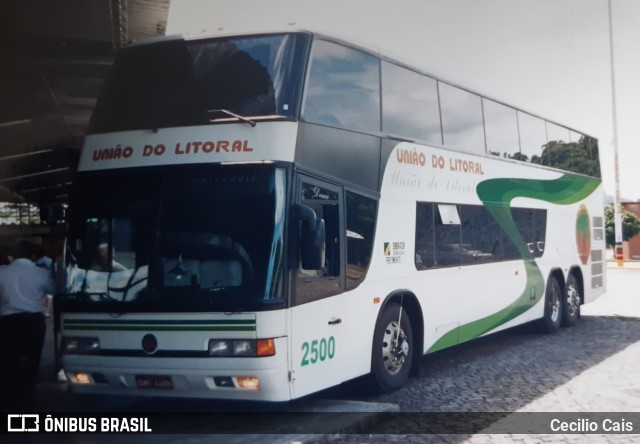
[
  {"x1": 427, "y1": 174, "x2": 600, "y2": 353},
  {"x1": 63, "y1": 319, "x2": 255, "y2": 325},
  {"x1": 63, "y1": 325, "x2": 256, "y2": 332},
  {"x1": 63, "y1": 318, "x2": 256, "y2": 332}
]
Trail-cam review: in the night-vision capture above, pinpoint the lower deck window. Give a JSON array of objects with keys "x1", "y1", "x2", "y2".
[{"x1": 415, "y1": 202, "x2": 547, "y2": 270}]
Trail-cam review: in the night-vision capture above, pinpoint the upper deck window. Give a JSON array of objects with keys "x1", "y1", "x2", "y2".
[
  {"x1": 302, "y1": 39, "x2": 381, "y2": 132},
  {"x1": 381, "y1": 62, "x2": 442, "y2": 145},
  {"x1": 483, "y1": 99, "x2": 520, "y2": 160},
  {"x1": 439, "y1": 82, "x2": 485, "y2": 156},
  {"x1": 89, "y1": 33, "x2": 310, "y2": 134},
  {"x1": 518, "y1": 112, "x2": 548, "y2": 164}
]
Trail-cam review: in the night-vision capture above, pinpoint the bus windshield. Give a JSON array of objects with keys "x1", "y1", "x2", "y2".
[
  {"x1": 62, "y1": 165, "x2": 287, "y2": 312},
  {"x1": 88, "y1": 33, "x2": 310, "y2": 134}
]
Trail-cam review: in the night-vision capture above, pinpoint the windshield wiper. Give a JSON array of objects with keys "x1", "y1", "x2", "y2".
[
  {"x1": 207, "y1": 109, "x2": 256, "y2": 127},
  {"x1": 109, "y1": 272, "x2": 148, "y2": 303}
]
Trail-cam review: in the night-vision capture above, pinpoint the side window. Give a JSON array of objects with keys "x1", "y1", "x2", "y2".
[
  {"x1": 519, "y1": 113, "x2": 601, "y2": 178},
  {"x1": 587, "y1": 136, "x2": 601, "y2": 178},
  {"x1": 502, "y1": 217, "x2": 522, "y2": 261},
  {"x1": 302, "y1": 40, "x2": 380, "y2": 132},
  {"x1": 518, "y1": 112, "x2": 548, "y2": 165},
  {"x1": 345, "y1": 191, "x2": 377, "y2": 290},
  {"x1": 572, "y1": 136, "x2": 601, "y2": 178},
  {"x1": 483, "y1": 99, "x2": 520, "y2": 160},
  {"x1": 416, "y1": 202, "x2": 547, "y2": 269},
  {"x1": 434, "y1": 204, "x2": 462, "y2": 268},
  {"x1": 296, "y1": 179, "x2": 343, "y2": 302},
  {"x1": 381, "y1": 62, "x2": 442, "y2": 145},
  {"x1": 511, "y1": 208, "x2": 533, "y2": 258},
  {"x1": 416, "y1": 203, "x2": 467, "y2": 269},
  {"x1": 460, "y1": 205, "x2": 502, "y2": 265},
  {"x1": 545, "y1": 122, "x2": 571, "y2": 170},
  {"x1": 415, "y1": 203, "x2": 435, "y2": 270},
  {"x1": 532, "y1": 209, "x2": 547, "y2": 258},
  {"x1": 510, "y1": 208, "x2": 547, "y2": 259},
  {"x1": 439, "y1": 82, "x2": 485, "y2": 155}
]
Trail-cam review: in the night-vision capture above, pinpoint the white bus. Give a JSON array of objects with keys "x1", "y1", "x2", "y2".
[{"x1": 57, "y1": 30, "x2": 605, "y2": 401}]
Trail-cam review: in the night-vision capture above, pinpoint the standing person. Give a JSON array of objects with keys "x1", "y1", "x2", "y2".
[
  {"x1": 0, "y1": 247, "x2": 55, "y2": 411},
  {"x1": 33, "y1": 245, "x2": 54, "y2": 318},
  {"x1": 0, "y1": 250, "x2": 10, "y2": 266},
  {"x1": 92, "y1": 242, "x2": 126, "y2": 272},
  {"x1": 33, "y1": 245, "x2": 53, "y2": 270}
]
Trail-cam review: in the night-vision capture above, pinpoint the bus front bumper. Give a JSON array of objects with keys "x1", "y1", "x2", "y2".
[{"x1": 62, "y1": 337, "x2": 291, "y2": 401}]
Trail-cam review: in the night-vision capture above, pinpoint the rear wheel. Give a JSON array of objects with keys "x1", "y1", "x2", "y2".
[
  {"x1": 562, "y1": 273, "x2": 581, "y2": 327},
  {"x1": 541, "y1": 275, "x2": 562, "y2": 333},
  {"x1": 371, "y1": 303, "x2": 413, "y2": 393}
]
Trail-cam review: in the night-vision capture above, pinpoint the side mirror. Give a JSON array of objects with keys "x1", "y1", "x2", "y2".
[{"x1": 293, "y1": 204, "x2": 325, "y2": 270}]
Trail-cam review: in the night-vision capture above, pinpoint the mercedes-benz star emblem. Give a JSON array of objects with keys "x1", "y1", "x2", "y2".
[{"x1": 141, "y1": 334, "x2": 158, "y2": 354}]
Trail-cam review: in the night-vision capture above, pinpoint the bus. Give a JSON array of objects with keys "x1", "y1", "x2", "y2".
[{"x1": 56, "y1": 29, "x2": 605, "y2": 401}]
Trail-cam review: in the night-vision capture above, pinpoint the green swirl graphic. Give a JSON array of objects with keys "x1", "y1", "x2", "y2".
[{"x1": 427, "y1": 174, "x2": 599, "y2": 352}]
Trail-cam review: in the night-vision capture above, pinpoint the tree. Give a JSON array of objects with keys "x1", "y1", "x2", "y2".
[
  {"x1": 532, "y1": 137, "x2": 601, "y2": 177},
  {"x1": 604, "y1": 206, "x2": 640, "y2": 247}
]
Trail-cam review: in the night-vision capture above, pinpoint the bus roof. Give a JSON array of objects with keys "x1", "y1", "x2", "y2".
[{"x1": 121, "y1": 27, "x2": 594, "y2": 140}]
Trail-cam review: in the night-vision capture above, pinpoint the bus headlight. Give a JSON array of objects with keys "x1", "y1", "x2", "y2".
[
  {"x1": 61, "y1": 337, "x2": 100, "y2": 354},
  {"x1": 208, "y1": 340, "x2": 233, "y2": 356},
  {"x1": 233, "y1": 340, "x2": 256, "y2": 356},
  {"x1": 208, "y1": 339, "x2": 275, "y2": 357}
]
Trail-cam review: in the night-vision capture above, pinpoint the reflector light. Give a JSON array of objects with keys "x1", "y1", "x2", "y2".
[{"x1": 256, "y1": 339, "x2": 276, "y2": 356}]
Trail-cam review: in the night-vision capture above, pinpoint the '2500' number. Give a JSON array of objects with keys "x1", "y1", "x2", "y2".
[{"x1": 301, "y1": 336, "x2": 336, "y2": 366}]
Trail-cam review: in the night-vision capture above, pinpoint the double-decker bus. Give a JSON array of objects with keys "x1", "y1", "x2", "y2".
[{"x1": 56, "y1": 29, "x2": 605, "y2": 401}]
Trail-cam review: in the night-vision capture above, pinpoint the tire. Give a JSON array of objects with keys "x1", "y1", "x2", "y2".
[
  {"x1": 541, "y1": 275, "x2": 563, "y2": 333},
  {"x1": 371, "y1": 302, "x2": 413, "y2": 393},
  {"x1": 562, "y1": 273, "x2": 581, "y2": 327}
]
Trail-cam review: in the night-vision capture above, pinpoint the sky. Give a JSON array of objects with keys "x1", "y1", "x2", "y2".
[{"x1": 167, "y1": 0, "x2": 640, "y2": 199}]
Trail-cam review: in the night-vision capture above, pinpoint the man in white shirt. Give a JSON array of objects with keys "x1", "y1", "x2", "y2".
[
  {"x1": 0, "y1": 249, "x2": 55, "y2": 411},
  {"x1": 33, "y1": 246, "x2": 54, "y2": 317}
]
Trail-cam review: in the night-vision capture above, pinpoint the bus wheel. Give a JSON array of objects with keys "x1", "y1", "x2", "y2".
[
  {"x1": 562, "y1": 273, "x2": 581, "y2": 327},
  {"x1": 371, "y1": 303, "x2": 413, "y2": 393},
  {"x1": 541, "y1": 275, "x2": 562, "y2": 333}
]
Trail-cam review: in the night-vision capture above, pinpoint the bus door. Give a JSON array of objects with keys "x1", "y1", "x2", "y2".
[{"x1": 290, "y1": 176, "x2": 346, "y2": 398}]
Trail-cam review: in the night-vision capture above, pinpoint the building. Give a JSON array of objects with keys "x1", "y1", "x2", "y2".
[{"x1": 622, "y1": 202, "x2": 640, "y2": 260}]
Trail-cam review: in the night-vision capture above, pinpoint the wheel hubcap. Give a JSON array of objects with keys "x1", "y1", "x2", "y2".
[
  {"x1": 566, "y1": 284, "x2": 579, "y2": 317},
  {"x1": 549, "y1": 285, "x2": 560, "y2": 323},
  {"x1": 381, "y1": 321, "x2": 409, "y2": 375}
]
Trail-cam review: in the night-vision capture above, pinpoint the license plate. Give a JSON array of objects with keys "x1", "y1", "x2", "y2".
[{"x1": 135, "y1": 375, "x2": 173, "y2": 389}]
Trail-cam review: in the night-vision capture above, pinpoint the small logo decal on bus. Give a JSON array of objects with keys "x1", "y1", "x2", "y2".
[
  {"x1": 576, "y1": 205, "x2": 591, "y2": 265},
  {"x1": 384, "y1": 242, "x2": 406, "y2": 264}
]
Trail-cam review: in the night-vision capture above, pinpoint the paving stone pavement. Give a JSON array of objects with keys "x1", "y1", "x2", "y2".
[
  {"x1": 319, "y1": 265, "x2": 640, "y2": 443},
  {"x1": 21, "y1": 264, "x2": 640, "y2": 443}
]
